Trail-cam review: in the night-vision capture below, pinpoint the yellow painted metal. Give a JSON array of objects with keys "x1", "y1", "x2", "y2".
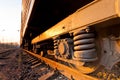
[
  {"x1": 115, "y1": 0, "x2": 120, "y2": 17},
  {"x1": 32, "y1": 15, "x2": 73, "y2": 43},
  {"x1": 24, "y1": 49, "x2": 98, "y2": 80},
  {"x1": 32, "y1": 0, "x2": 120, "y2": 44}
]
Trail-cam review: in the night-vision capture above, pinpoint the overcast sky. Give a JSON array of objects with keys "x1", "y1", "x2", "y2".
[{"x1": 0, "y1": 0, "x2": 21, "y2": 44}]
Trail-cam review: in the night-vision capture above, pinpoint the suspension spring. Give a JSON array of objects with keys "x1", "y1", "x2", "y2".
[
  {"x1": 73, "y1": 28, "x2": 97, "y2": 62},
  {"x1": 53, "y1": 38, "x2": 59, "y2": 56}
]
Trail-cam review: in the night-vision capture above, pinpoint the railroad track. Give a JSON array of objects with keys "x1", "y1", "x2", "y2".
[
  {"x1": 0, "y1": 48, "x2": 119, "y2": 79},
  {"x1": 0, "y1": 48, "x2": 69, "y2": 80},
  {"x1": 0, "y1": 49, "x2": 12, "y2": 65},
  {"x1": 23, "y1": 49, "x2": 98, "y2": 80},
  {"x1": 0, "y1": 48, "x2": 15, "y2": 59},
  {"x1": 21, "y1": 50, "x2": 69, "y2": 80},
  {"x1": 0, "y1": 48, "x2": 22, "y2": 80},
  {"x1": 0, "y1": 48, "x2": 14, "y2": 54}
]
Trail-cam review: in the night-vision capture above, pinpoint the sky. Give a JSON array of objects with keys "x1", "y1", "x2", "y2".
[{"x1": 0, "y1": 0, "x2": 21, "y2": 44}]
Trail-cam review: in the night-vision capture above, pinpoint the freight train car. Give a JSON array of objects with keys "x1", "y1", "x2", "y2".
[{"x1": 21, "y1": 0, "x2": 120, "y2": 74}]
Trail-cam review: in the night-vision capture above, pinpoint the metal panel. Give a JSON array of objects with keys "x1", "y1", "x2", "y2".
[
  {"x1": 20, "y1": 0, "x2": 35, "y2": 45},
  {"x1": 72, "y1": 0, "x2": 118, "y2": 29},
  {"x1": 32, "y1": 0, "x2": 120, "y2": 44},
  {"x1": 116, "y1": 0, "x2": 120, "y2": 17},
  {"x1": 21, "y1": 0, "x2": 35, "y2": 38}
]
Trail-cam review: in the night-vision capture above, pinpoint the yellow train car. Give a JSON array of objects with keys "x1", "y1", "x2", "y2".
[{"x1": 21, "y1": 0, "x2": 120, "y2": 74}]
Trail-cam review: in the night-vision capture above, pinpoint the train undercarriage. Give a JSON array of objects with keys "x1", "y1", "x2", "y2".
[
  {"x1": 21, "y1": 0, "x2": 120, "y2": 75},
  {"x1": 30, "y1": 25, "x2": 120, "y2": 74}
]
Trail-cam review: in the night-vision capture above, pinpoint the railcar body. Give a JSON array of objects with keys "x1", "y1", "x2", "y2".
[{"x1": 21, "y1": 0, "x2": 120, "y2": 73}]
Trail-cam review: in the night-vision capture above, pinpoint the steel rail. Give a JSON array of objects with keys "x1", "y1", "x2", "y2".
[
  {"x1": 0, "y1": 48, "x2": 14, "y2": 54},
  {"x1": 23, "y1": 49, "x2": 98, "y2": 80}
]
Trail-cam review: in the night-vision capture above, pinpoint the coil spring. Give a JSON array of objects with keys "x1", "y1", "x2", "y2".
[
  {"x1": 54, "y1": 38, "x2": 59, "y2": 56},
  {"x1": 73, "y1": 29, "x2": 97, "y2": 62}
]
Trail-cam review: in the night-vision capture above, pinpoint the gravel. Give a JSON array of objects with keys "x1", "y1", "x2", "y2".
[{"x1": 0, "y1": 48, "x2": 69, "y2": 80}]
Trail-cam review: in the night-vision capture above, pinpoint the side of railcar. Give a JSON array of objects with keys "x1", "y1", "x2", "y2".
[{"x1": 21, "y1": 0, "x2": 120, "y2": 74}]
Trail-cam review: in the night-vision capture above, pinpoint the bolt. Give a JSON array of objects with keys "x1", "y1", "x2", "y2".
[
  {"x1": 85, "y1": 27, "x2": 90, "y2": 32},
  {"x1": 71, "y1": 75, "x2": 74, "y2": 80},
  {"x1": 62, "y1": 26, "x2": 65, "y2": 29}
]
